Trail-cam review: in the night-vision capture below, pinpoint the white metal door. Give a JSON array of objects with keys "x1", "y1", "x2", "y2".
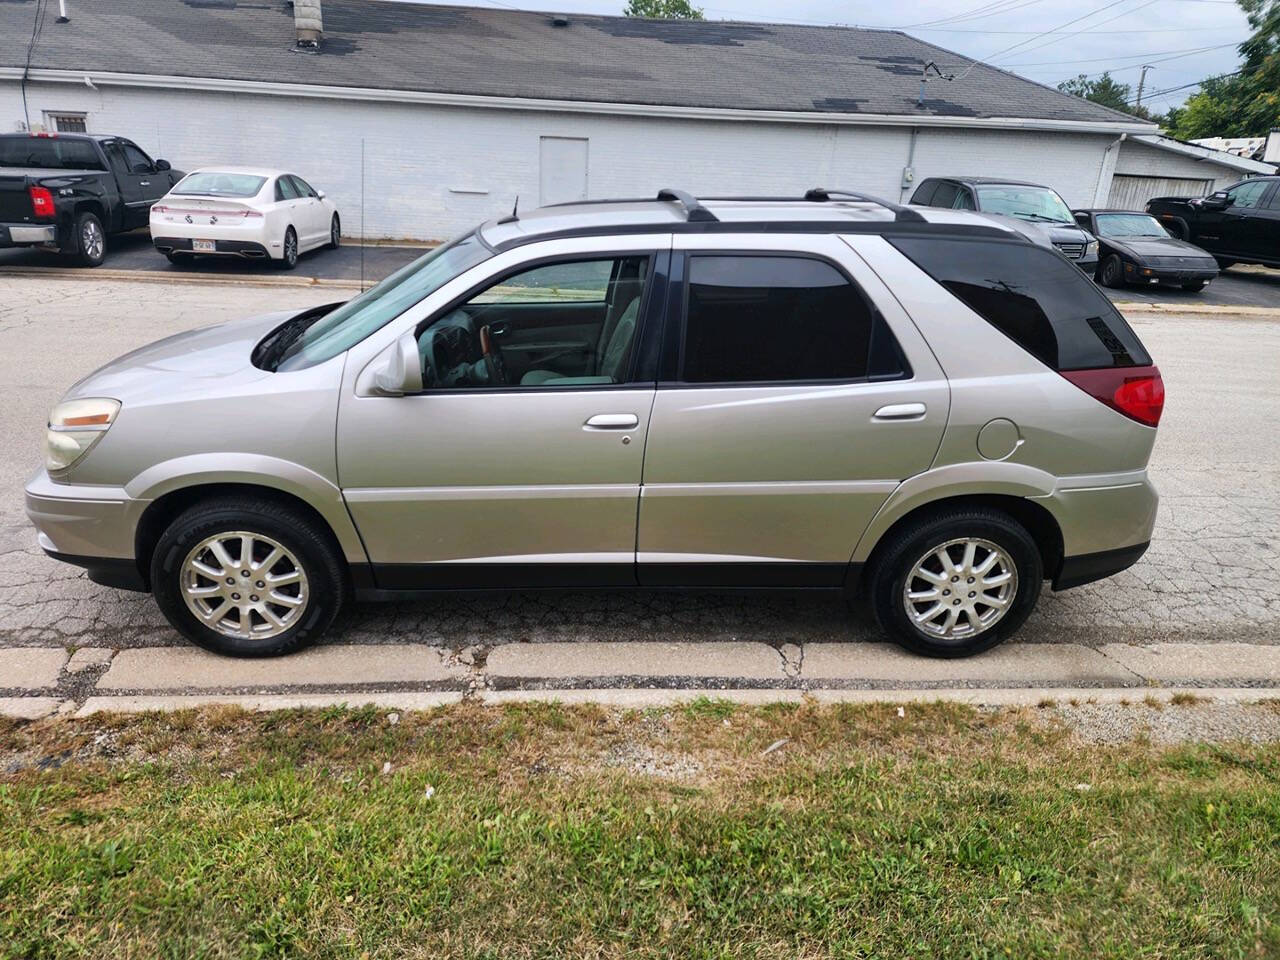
[
  {"x1": 539, "y1": 137, "x2": 589, "y2": 206},
  {"x1": 1108, "y1": 174, "x2": 1214, "y2": 210}
]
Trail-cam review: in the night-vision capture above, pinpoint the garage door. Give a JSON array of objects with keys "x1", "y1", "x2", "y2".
[{"x1": 1107, "y1": 174, "x2": 1213, "y2": 210}]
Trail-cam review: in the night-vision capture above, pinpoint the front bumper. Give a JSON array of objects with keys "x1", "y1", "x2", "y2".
[
  {"x1": 0, "y1": 222, "x2": 57, "y2": 247},
  {"x1": 1124, "y1": 261, "x2": 1218, "y2": 285},
  {"x1": 25, "y1": 468, "x2": 150, "y2": 592}
]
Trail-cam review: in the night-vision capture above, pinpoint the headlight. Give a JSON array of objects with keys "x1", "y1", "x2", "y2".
[
  {"x1": 45, "y1": 397, "x2": 120, "y2": 472},
  {"x1": 1085, "y1": 240, "x2": 1099, "y2": 257}
]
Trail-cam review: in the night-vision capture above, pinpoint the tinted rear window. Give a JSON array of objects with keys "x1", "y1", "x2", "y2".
[
  {"x1": 889, "y1": 237, "x2": 1151, "y2": 370},
  {"x1": 0, "y1": 136, "x2": 104, "y2": 170}
]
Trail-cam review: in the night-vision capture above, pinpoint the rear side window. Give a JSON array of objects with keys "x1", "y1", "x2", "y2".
[
  {"x1": 910, "y1": 180, "x2": 939, "y2": 205},
  {"x1": 889, "y1": 237, "x2": 1151, "y2": 370},
  {"x1": 931, "y1": 182, "x2": 960, "y2": 208},
  {"x1": 0, "y1": 136, "x2": 104, "y2": 170},
  {"x1": 678, "y1": 255, "x2": 904, "y2": 383}
]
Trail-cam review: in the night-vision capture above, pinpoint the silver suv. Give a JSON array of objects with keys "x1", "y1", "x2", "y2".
[{"x1": 26, "y1": 189, "x2": 1163, "y2": 658}]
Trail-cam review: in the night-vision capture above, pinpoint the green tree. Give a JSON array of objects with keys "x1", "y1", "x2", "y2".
[
  {"x1": 624, "y1": 0, "x2": 704, "y2": 18},
  {"x1": 1165, "y1": 0, "x2": 1280, "y2": 138},
  {"x1": 1058, "y1": 72, "x2": 1133, "y2": 112}
]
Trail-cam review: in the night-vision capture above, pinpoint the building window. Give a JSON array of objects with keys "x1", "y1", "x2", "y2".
[{"x1": 44, "y1": 112, "x2": 88, "y2": 133}]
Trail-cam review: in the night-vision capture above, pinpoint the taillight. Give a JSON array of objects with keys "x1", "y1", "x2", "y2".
[
  {"x1": 1060, "y1": 365, "x2": 1164, "y2": 427},
  {"x1": 28, "y1": 185, "x2": 55, "y2": 220},
  {"x1": 151, "y1": 203, "x2": 169, "y2": 214}
]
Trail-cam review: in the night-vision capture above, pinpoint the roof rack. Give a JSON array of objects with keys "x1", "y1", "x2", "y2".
[
  {"x1": 656, "y1": 188, "x2": 719, "y2": 222},
  {"x1": 804, "y1": 187, "x2": 926, "y2": 223}
]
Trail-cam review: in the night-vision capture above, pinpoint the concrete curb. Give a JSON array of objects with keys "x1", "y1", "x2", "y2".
[
  {"x1": 2, "y1": 686, "x2": 1275, "y2": 719},
  {"x1": 1115, "y1": 301, "x2": 1280, "y2": 318}
]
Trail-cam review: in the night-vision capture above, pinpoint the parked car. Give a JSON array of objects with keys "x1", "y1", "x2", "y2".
[
  {"x1": 27, "y1": 188, "x2": 1163, "y2": 659},
  {"x1": 1072, "y1": 209, "x2": 1219, "y2": 291},
  {"x1": 151, "y1": 168, "x2": 340, "y2": 269},
  {"x1": 909, "y1": 176, "x2": 1099, "y2": 273},
  {"x1": 1146, "y1": 176, "x2": 1280, "y2": 269},
  {"x1": 0, "y1": 132, "x2": 181, "y2": 267}
]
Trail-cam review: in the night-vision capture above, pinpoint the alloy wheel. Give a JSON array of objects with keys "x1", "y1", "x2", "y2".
[
  {"x1": 180, "y1": 531, "x2": 309, "y2": 640},
  {"x1": 902, "y1": 537, "x2": 1018, "y2": 641},
  {"x1": 81, "y1": 219, "x2": 104, "y2": 261}
]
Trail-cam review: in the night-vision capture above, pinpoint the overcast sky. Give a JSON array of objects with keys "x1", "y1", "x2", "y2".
[{"x1": 398, "y1": 0, "x2": 1251, "y2": 111}]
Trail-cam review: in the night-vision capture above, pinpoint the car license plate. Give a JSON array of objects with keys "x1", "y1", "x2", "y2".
[{"x1": 193, "y1": 239, "x2": 215, "y2": 253}]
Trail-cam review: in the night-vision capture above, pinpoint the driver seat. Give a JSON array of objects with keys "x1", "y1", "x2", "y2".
[{"x1": 520, "y1": 284, "x2": 642, "y2": 386}]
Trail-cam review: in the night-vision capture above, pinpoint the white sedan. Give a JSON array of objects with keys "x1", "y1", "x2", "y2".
[{"x1": 150, "y1": 167, "x2": 340, "y2": 269}]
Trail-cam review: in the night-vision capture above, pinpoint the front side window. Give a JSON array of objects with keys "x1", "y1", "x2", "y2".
[
  {"x1": 889, "y1": 237, "x2": 1152, "y2": 371},
  {"x1": 121, "y1": 143, "x2": 153, "y2": 173},
  {"x1": 1226, "y1": 180, "x2": 1269, "y2": 208},
  {"x1": 417, "y1": 255, "x2": 651, "y2": 390},
  {"x1": 1095, "y1": 214, "x2": 1169, "y2": 238},
  {"x1": 931, "y1": 182, "x2": 959, "y2": 208},
  {"x1": 290, "y1": 175, "x2": 317, "y2": 198},
  {"x1": 272, "y1": 232, "x2": 491, "y2": 371},
  {"x1": 975, "y1": 185, "x2": 1074, "y2": 224},
  {"x1": 678, "y1": 255, "x2": 900, "y2": 384}
]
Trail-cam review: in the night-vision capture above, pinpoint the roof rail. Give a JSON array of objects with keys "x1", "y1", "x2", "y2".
[
  {"x1": 656, "y1": 188, "x2": 719, "y2": 222},
  {"x1": 804, "y1": 187, "x2": 926, "y2": 223}
]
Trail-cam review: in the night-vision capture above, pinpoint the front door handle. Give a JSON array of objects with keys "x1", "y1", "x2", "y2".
[
  {"x1": 585, "y1": 413, "x2": 639, "y2": 430},
  {"x1": 139, "y1": 180, "x2": 150, "y2": 187},
  {"x1": 873, "y1": 402, "x2": 927, "y2": 421}
]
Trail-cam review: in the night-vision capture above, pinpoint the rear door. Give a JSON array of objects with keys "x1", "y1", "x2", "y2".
[{"x1": 635, "y1": 234, "x2": 949, "y2": 587}]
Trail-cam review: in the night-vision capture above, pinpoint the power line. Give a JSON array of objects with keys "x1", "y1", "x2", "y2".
[{"x1": 1002, "y1": 40, "x2": 1238, "y2": 67}]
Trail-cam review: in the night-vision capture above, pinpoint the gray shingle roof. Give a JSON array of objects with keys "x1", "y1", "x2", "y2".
[{"x1": 0, "y1": 0, "x2": 1146, "y2": 125}]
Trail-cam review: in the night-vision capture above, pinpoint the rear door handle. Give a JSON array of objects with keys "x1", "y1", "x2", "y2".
[
  {"x1": 585, "y1": 414, "x2": 639, "y2": 429},
  {"x1": 873, "y1": 402, "x2": 927, "y2": 421}
]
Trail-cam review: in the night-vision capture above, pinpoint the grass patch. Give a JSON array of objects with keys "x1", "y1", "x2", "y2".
[{"x1": 0, "y1": 702, "x2": 1277, "y2": 958}]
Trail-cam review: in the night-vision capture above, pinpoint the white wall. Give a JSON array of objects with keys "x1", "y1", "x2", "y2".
[
  {"x1": 1115, "y1": 140, "x2": 1245, "y2": 193},
  {"x1": 3, "y1": 79, "x2": 1118, "y2": 240}
]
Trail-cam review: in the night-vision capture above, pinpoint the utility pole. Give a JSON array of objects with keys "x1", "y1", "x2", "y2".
[{"x1": 1136, "y1": 65, "x2": 1154, "y2": 111}]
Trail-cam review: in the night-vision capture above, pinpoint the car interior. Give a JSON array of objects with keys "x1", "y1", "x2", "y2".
[{"x1": 415, "y1": 255, "x2": 650, "y2": 389}]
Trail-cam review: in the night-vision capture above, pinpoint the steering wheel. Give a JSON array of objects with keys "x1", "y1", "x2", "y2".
[{"x1": 479, "y1": 324, "x2": 508, "y2": 386}]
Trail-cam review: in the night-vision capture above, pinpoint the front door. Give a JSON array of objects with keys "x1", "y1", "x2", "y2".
[
  {"x1": 636, "y1": 239, "x2": 949, "y2": 587},
  {"x1": 337, "y1": 249, "x2": 664, "y2": 588},
  {"x1": 287, "y1": 175, "x2": 328, "y2": 248},
  {"x1": 107, "y1": 140, "x2": 165, "y2": 229}
]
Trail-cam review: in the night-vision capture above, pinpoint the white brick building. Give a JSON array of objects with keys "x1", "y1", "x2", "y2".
[{"x1": 1, "y1": 0, "x2": 1270, "y2": 240}]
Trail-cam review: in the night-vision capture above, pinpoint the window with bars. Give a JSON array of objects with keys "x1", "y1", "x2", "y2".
[{"x1": 43, "y1": 112, "x2": 88, "y2": 133}]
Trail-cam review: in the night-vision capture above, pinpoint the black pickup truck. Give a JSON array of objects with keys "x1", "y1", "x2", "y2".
[
  {"x1": 1146, "y1": 176, "x2": 1280, "y2": 269},
  {"x1": 0, "y1": 133, "x2": 182, "y2": 267}
]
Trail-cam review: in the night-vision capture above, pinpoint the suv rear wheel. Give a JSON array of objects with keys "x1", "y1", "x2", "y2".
[
  {"x1": 151, "y1": 496, "x2": 345, "y2": 656},
  {"x1": 868, "y1": 509, "x2": 1042, "y2": 658}
]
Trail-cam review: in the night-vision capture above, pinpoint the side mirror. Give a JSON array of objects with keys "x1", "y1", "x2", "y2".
[
  {"x1": 371, "y1": 332, "x2": 423, "y2": 396},
  {"x1": 1199, "y1": 192, "x2": 1229, "y2": 210},
  {"x1": 316, "y1": 189, "x2": 326, "y2": 199},
  {"x1": 1073, "y1": 212, "x2": 1090, "y2": 227},
  {"x1": 154, "y1": 159, "x2": 171, "y2": 171}
]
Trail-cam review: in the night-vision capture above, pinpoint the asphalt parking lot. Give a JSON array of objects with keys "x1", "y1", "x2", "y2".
[
  {"x1": 1, "y1": 271, "x2": 1277, "y2": 668},
  {"x1": 3, "y1": 228, "x2": 1280, "y2": 308}
]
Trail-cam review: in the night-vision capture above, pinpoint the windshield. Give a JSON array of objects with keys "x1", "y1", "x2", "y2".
[
  {"x1": 173, "y1": 172, "x2": 266, "y2": 197},
  {"x1": 0, "y1": 136, "x2": 104, "y2": 170},
  {"x1": 1094, "y1": 213, "x2": 1170, "y2": 238},
  {"x1": 976, "y1": 185, "x2": 1074, "y2": 224},
  {"x1": 275, "y1": 232, "x2": 491, "y2": 371}
]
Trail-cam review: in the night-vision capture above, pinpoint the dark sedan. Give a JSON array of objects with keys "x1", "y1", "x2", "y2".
[{"x1": 1073, "y1": 209, "x2": 1218, "y2": 292}]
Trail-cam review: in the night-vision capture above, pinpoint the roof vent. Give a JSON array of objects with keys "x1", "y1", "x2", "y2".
[
  {"x1": 293, "y1": 0, "x2": 323, "y2": 49},
  {"x1": 551, "y1": 14, "x2": 570, "y2": 27}
]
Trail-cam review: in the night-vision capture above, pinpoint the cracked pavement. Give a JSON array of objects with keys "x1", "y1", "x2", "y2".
[{"x1": 0, "y1": 277, "x2": 1277, "y2": 700}]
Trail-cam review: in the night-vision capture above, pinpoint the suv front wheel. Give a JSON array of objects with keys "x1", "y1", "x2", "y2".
[
  {"x1": 151, "y1": 496, "x2": 346, "y2": 656},
  {"x1": 868, "y1": 509, "x2": 1042, "y2": 658}
]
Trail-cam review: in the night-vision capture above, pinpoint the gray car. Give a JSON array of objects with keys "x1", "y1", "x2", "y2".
[{"x1": 26, "y1": 188, "x2": 1163, "y2": 659}]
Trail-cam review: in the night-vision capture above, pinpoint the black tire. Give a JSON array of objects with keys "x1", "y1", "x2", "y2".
[
  {"x1": 327, "y1": 214, "x2": 341, "y2": 250},
  {"x1": 275, "y1": 226, "x2": 298, "y2": 270},
  {"x1": 868, "y1": 508, "x2": 1043, "y2": 658},
  {"x1": 1099, "y1": 254, "x2": 1126, "y2": 289},
  {"x1": 1163, "y1": 218, "x2": 1190, "y2": 241},
  {"x1": 1181, "y1": 280, "x2": 1207, "y2": 292},
  {"x1": 71, "y1": 210, "x2": 106, "y2": 267},
  {"x1": 151, "y1": 496, "x2": 346, "y2": 657}
]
